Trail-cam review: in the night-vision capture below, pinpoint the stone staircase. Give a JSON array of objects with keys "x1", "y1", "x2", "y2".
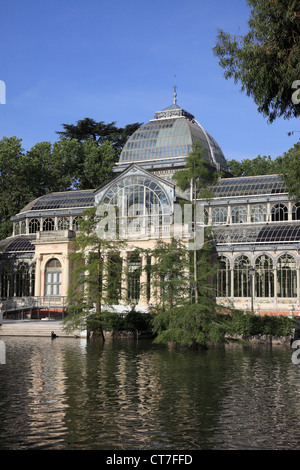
[{"x1": 0, "y1": 320, "x2": 86, "y2": 338}]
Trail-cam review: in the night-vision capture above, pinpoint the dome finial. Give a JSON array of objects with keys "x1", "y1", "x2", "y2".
[{"x1": 173, "y1": 74, "x2": 177, "y2": 105}]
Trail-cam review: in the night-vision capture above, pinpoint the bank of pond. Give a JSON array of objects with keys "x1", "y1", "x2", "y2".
[{"x1": 88, "y1": 308, "x2": 298, "y2": 347}]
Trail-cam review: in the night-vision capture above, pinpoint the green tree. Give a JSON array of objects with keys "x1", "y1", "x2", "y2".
[
  {"x1": 150, "y1": 236, "x2": 226, "y2": 348},
  {"x1": 64, "y1": 206, "x2": 125, "y2": 340},
  {"x1": 56, "y1": 117, "x2": 141, "y2": 157},
  {"x1": 213, "y1": 0, "x2": 300, "y2": 123},
  {"x1": 26, "y1": 138, "x2": 83, "y2": 193},
  {"x1": 150, "y1": 238, "x2": 190, "y2": 311},
  {"x1": 172, "y1": 144, "x2": 218, "y2": 303},
  {"x1": 227, "y1": 154, "x2": 280, "y2": 177},
  {"x1": 0, "y1": 137, "x2": 40, "y2": 239},
  {"x1": 277, "y1": 142, "x2": 300, "y2": 202},
  {"x1": 78, "y1": 139, "x2": 117, "y2": 189}
]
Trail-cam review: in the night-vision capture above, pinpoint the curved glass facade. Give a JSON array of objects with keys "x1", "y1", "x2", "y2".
[
  {"x1": 102, "y1": 175, "x2": 170, "y2": 215},
  {"x1": 101, "y1": 174, "x2": 171, "y2": 239}
]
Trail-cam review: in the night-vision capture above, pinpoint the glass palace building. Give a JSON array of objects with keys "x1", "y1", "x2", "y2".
[{"x1": 0, "y1": 96, "x2": 299, "y2": 317}]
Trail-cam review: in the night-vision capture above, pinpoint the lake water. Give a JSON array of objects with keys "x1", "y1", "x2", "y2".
[{"x1": 0, "y1": 336, "x2": 300, "y2": 450}]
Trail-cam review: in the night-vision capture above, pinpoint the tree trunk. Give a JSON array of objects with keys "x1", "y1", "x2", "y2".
[{"x1": 193, "y1": 178, "x2": 198, "y2": 304}]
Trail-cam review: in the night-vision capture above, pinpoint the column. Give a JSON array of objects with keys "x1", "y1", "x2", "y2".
[
  {"x1": 297, "y1": 266, "x2": 300, "y2": 307},
  {"x1": 62, "y1": 254, "x2": 69, "y2": 297},
  {"x1": 267, "y1": 202, "x2": 271, "y2": 222},
  {"x1": 274, "y1": 267, "x2": 278, "y2": 309},
  {"x1": 120, "y1": 251, "x2": 128, "y2": 306},
  {"x1": 230, "y1": 265, "x2": 234, "y2": 298},
  {"x1": 227, "y1": 205, "x2": 231, "y2": 224},
  {"x1": 34, "y1": 255, "x2": 42, "y2": 297}
]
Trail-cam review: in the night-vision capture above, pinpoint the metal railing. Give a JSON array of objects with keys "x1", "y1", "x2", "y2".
[{"x1": 0, "y1": 296, "x2": 68, "y2": 313}]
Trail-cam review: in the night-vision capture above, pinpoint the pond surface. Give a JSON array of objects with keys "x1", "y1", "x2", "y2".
[{"x1": 0, "y1": 336, "x2": 299, "y2": 450}]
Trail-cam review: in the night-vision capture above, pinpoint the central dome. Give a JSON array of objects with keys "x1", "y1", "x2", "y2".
[{"x1": 115, "y1": 100, "x2": 229, "y2": 177}]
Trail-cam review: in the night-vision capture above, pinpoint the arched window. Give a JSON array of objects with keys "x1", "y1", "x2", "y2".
[
  {"x1": 72, "y1": 216, "x2": 83, "y2": 231},
  {"x1": 20, "y1": 220, "x2": 26, "y2": 234},
  {"x1": 292, "y1": 204, "x2": 300, "y2": 220},
  {"x1": 277, "y1": 254, "x2": 297, "y2": 298},
  {"x1": 217, "y1": 256, "x2": 231, "y2": 297},
  {"x1": 271, "y1": 204, "x2": 288, "y2": 222},
  {"x1": 43, "y1": 218, "x2": 55, "y2": 231},
  {"x1": 251, "y1": 204, "x2": 267, "y2": 223},
  {"x1": 29, "y1": 218, "x2": 40, "y2": 234},
  {"x1": 58, "y1": 217, "x2": 70, "y2": 230},
  {"x1": 101, "y1": 175, "x2": 171, "y2": 238},
  {"x1": 16, "y1": 263, "x2": 30, "y2": 297},
  {"x1": 15, "y1": 220, "x2": 26, "y2": 234},
  {"x1": 211, "y1": 207, "x2": 228, "y2": 225},
  {"x1": 0, "y1": 264, "x2": 13, "y2": 298},
  {"x1": 255, "y1": 255, "x2": 274, "y2": 297},
  {"x1": 234, "y1": 255, "x2": 251, "y2": 297},
  {"x1": 231, "y1": 206, "x2": 247, "y2": 224},
  {"x1": 45, "y1": 258, "x2": 62, "y2": 296}
]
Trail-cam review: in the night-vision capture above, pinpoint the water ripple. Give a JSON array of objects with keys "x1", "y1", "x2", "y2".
[{"x1": 0, "y1": 338, "x2": 299, "y2": 449}]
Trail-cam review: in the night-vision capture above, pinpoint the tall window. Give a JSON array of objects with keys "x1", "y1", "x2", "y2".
[
  {"x1": 107, "y1": 254, "x2": 122, "y2": 303},
  {"x1": 16, "y1": 263, "x2": 30, "y2": 297},
  {"x1": 217, "y1": 256, "x2": 231, "y2": 297},
  {"x1": 0, "y1": 264, "x2": 13, "y2": 298},
  {"x1": 234, "y1": 255, "x2": 251, "y2": 297},
  {"x1": 29, "y1": 218, "x2": 40, "y2": 234},
  {"x1": 127, "y1": 253, "x2": 140, "y2": 303},
  {"x1": 255, "y1": 255, "x2": 274, "y2": 297},
  {"x1": 277, "y1": 254, "x2": 297, "y2": 298},
  {"x1": 45, "y1": 258, "x2": 62, "y2": 296},
  {"x1": 271, "y1": 204, "x2": 288, "y2": 222},
  {"x1": 43, "y1": 218, "x2": 55, "y2": 231}
]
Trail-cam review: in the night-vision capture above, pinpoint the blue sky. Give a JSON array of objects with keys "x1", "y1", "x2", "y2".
[{"x1": 0, "y1": 0, "x2": 298, "y2": 161}]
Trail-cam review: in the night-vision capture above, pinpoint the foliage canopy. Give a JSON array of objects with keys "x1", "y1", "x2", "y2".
[{"x1": 213, "y1": 0, "x2": 300, "y2": 123}]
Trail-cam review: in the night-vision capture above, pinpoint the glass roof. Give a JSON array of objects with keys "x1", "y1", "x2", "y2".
[
  {"x1": 209, "y1": 175, "x2": 286, "y2": 198},
  {"x1": 20, "y1": 190, "x2": 95, "y2": 212},
  {"x1": 118, "y1": 104, "x2": 228, "y2": 173},
  {"x1": 214, "y1": 223, "x2": 300, "y2": 245},
  {"x1": 0, "y1": 236, "x2": 35, "y2": 253}
]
